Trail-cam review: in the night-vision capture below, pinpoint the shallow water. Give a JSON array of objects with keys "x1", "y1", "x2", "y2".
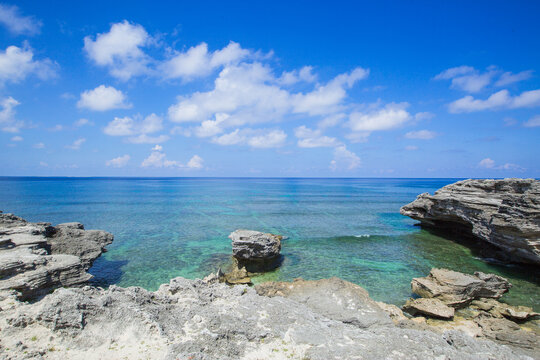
[{"x1": 1, "y1": 177, "x2": 538, "y2": 310}]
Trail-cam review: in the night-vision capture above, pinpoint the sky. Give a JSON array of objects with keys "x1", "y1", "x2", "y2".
[{"x1": 0, "y1": 1, "x2": 539, "y2": 177}]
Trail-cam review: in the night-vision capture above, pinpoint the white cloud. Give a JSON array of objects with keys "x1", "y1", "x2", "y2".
[
  {"x1": 347, "y1": 102, "x2": 411, "y2": 133},
  {"x1": 330, "y1": 145, "x2": 361, "y2": 171},
  {"x1": 211, "y1": 128, "x2": 286, "y2": 148},
  {"x1": 405, "y1": 145, "x2": 418, "y2": 151},
  {"x1": 186, "y1": 155, "x2": 203, "y2": 169},
  {"x1": 33, "y1": 142, "x2": 45, "y2": 149},
  {"x1": 11, "y1": 135, "x2": 22, "y2": 141},
  {"x1": 479, "y1": 158, "x2": 495, "y2": 168},
  {"x1": 248, "y1": 129, "x2": 287, "y2": 148},
  {"x1": 435, "y1": 66, "x2": 495, "y2": 93},
  {"x1": 160, "y1": 41, "x2": 250, "y2": 81},
  {"x1": 414, "y1": 112, "x2": 435, "y2": 121},
  {"x1": 106, "y1": 154, "x2": 130, "y2": 168},
  {"x1": 140, "y1": 145, "x2": 202, "y2": 169},
  {"x1": 0, "y1": 96, "x2": 22, "y2": 133},
  {"x1": 294, "y1": 125, "x2": 339, "y2": 148},
  {"x1": 65, "y1": 138, "x2": 86, "y2": 150},
  {"x1": 523, "y1": 115, "x2": 540, "y2": 128},
  {"x1": 104, "y1": 113, "x2": 168, "y2": 143},
  {"x1": 74, "y1": 118, "x2": 93, "y2": 127},
  {"x1": 49, "y1": 124, "x2": 63, "y2": 132},
  {"x1": 405, "y1": 130, "x2": 437, "y2": 140},
  {"x1": 495, "y1": 70, "x2": 533, "y2": 87},
  {"x1": 317, "y1": 113, "x2": 346, "y2": 129},
  {"x1": 0, "y1": 4, "x2": 41, "y2": 35},
  {"x1": 0, "y1": 44, "x2": 56, "y2": 85},
  {"x1": 449, "y1": 89, "x2": 540, "y2": 113},
  {"x1": 84, "y1": 21, "x2": 151, "y2": 81},
  {"x1": 277, "y1": 66, "x2": 317, "y2": 85},
  {"x1": 78, "y1": 85, "x2": 131, "y2": 111}
]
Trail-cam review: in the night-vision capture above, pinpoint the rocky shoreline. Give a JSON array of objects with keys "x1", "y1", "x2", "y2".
[{"x1": 1, "y1": 177, "x2": 540, "y2": 359}]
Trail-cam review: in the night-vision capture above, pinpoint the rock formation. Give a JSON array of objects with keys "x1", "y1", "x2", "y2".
[
  {"x1": 0, "y1": 211, "x2": 113, "y2": 300},
  {"x1": 400, "y1": 178, "x2": 540, "y2": 265},
  {"x1": 0, "y1": 276, "x2": 534, "y2": 359}
]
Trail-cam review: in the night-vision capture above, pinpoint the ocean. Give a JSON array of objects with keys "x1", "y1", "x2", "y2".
[{"x1": 1, "y1": 177, "x2": 538, "y2": 310}]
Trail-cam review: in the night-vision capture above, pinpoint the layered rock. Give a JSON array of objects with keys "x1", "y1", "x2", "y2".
[
  {"x1": 400, "y1": 178, "x2": 540, "y2": 265},
  {"x1": 0, "y1": 211, "x2": 113, "y2": 300},
  {"x1": 403, "y1": 298, "x2": 455, "y2": 319},
  {"x1": 411, "y1": 268, "x2": 512, "y2": 307},
  {"x1": 229, "y1": 229, "x2": 282, "y2": 271},
  {"x1": 0, "y1": 276, "x2": 533, "y2": 360}
]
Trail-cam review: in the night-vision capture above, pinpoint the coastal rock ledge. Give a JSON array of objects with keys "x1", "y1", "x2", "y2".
[{"x1": 400, "y1": 178, "x2": 540, "y2": 265}]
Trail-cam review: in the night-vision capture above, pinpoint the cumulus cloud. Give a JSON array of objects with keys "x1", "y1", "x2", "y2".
[
  {"x1": 106, "y1": 154, "x2": 130, "y2": 167},
  {"x1": 0, "y1": 96, "x2": 22, "y2": 132},
  {"x1": 141, "y1": 145, "x2": 203, "y2": 169},
  {"x1": 160, "y1": 41, "x2": 251, "y2": 81},
  {"x1": 294, "y1": 125, "x2": 339, "y2": 148},
  {"x1": 211, "y1": 128, "x2": 286, "y2": 148},
  {"x1": 11, "y1": 135, "x2": 22, "y2": 141},
  {"x1": 347, "y1": 102, "x2": 411, "y2": 134},
  {"x1": 84, "y1": 21, "x2": 151, "y2": 81},
  {"x1": 404, "y1": 130, "x2": 437, "y2": 139},
  {"x1": 435, "y1": 66, "x2": 496, "y2": 93},
  {"x1": 0, "y1": 4, "x2": 41, "y2": 35},
  {"x1": 103, "y1": 113, "x2": 168, "y2": 144},
  {"x1": 448, "y1": 89, "x2": 540, "y2": 113},
  {"x1": 65, "y1": 138, "x2": 86, "y2": 150},
  {"x1": 277, "y1": 66, "x2": 317, "y2": 85},
  {"x1": 0, "y1": 44, "x2": 56, "y2": 85},
  {"x1": 330, "y1": 145, "x2": 361, "y2": 171},
  {"x1": 523, "y1": 115, "x2": 540, "y2": 128},
  {"x1": 74, "y1": 118, "x2": 93, "y2": 127},
  {"x1": 495, "y1": 70, "x2": 533, "y2": 87},
  {"x1": 77, "y1": 85, "x2": 132, "y2": 111},
  {"x1": 478, "y1": 158, "x2": 523, "y2": 171}
]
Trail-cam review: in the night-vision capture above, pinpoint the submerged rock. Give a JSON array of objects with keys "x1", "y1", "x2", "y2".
[
  {"x1": 411, "y1": 268, "x2": 512, "y2": 307},
  {"x1": 229, "y1": 229, "x2": 282, "y2": 273},
  {"x1": 400, "y1": 178, "x2": 540, "y2": 265},
  {"x1": 0, "y1": 211, "x2": 113, "y2": 300}
]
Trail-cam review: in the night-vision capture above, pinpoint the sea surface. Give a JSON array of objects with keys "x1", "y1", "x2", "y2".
[{"x1": 1, "y1": 177, "x2": 538, "y2": 310}]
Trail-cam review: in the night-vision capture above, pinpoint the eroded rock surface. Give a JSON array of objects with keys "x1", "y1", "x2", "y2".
[
  {"x1": 411, "y1": 268, "x2": 512, "y2": 307},
  {"x1": 229, "y1": 229, "x2": 282, "y2": 273},
  {"x1": 400, "y1": 178, "x2": 540, "y2": 265},
  {"x1": 403, "y1": 298, "x2": 455, "y2": 319},
  {"x1": 0, "y1": 212, "x2": 113, "y2": 300},
  {"x1": 0, "y1": 277, "x2": 533, "y2": 360}
]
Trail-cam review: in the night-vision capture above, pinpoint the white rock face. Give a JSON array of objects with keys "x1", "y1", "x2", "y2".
[
  {"x1": 229, "y1": 229, "x2": 282, "y2": 260},
  {"x1": 400, "y1": 178, "x2": 540, "y2": 265}
]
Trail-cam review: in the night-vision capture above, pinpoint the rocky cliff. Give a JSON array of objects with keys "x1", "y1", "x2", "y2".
[{"x1": 400, "y1": 178, "x2": 540, "y2": 265}]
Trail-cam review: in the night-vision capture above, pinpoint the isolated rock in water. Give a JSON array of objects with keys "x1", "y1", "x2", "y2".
[
  {"x1": 0, "y1": 277, "x2": 531, "y2": 360},
  {"x1": 0, "y1": 211, "x2": 112, "y2": 300},
  {"x1": 229, "y1": 229, "x2": 282, "y2": 272},
  {"x1": 411, "y1": 268, "x2": 511, "y2": 307},
  {"x1": 403, "y1": 298, "x2": 455, "y2": 319},
  {"x1": 256, "y1": 277, "x2": 393, "y2": 329},
  {"x1": 400, "y1": 178, "x2": 540, "y2": 265}
]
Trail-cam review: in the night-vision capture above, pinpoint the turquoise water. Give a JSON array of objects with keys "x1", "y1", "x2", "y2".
[{"x1": 0, "y1": 177, "x2": 538, "y2": 310}]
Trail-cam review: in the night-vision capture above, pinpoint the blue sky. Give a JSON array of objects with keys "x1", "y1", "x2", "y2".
[{"x1": 0, "y1": 1, "x2": 539, "y2": 177}]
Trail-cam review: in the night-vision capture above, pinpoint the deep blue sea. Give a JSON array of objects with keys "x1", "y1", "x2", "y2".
[{"x1": 1, "y1": 177, "x2": 538, "y2": 310}]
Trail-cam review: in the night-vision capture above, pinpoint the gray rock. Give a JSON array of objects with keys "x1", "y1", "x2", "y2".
[
  {"x1": 400, "y1": 178, "x2": 540, "y2": 265},
  {"x1": 0, "y1": 276, "x2": 532, "y2": 360},
  {"x1": 411, "y1": 268, "x2": 512, "y2": 307},
  {"x1": 0, "y1": 211, "x2": 113, "y2": 300},
  {"x1": 229, "y1": 229, "x2": 282, "y2": 272},
  {"x1": 403, "y1": 298, "x2": 455, "y2": 319}
]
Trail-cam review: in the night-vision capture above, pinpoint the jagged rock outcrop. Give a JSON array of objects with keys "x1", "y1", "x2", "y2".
[
  {"x1": 403, "y1": 298, "x2": 455, "y2": 319},
  {"x1": 400, "y1": 178, "x2": 540, "y2": 265},
  {"x1": 229, "y1": 229, "x2": 282, "y2": 272},
  {"x1": 0, "y1": 212, "x2": 113, "y2": 300},
  {"x1": 411, "y1": 268, "x2": 512, "y2": 307},
  {"x1": 0, "y1": 277, "x2": 534, "y2": 360}
]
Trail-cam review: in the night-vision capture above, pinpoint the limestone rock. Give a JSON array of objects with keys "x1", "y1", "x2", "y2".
[
  {"x1": 400, "y1": 178, "x2": 540, "y2": 265},
  {"x1": 229, "y1": 229, "x2": 282, "y2": 272},
  {"x1": 403, "y1": 298, "x2": 455, "y2": 319},
  {"x1": 0, "y1": 276, "x2": 532, "y2": 360},
  {"x1": 411, "y1": 268, "x2": 511, "y2": 307},
  {"x1": 0, "y1": 211, "x2": 112, "y2": 300}
]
